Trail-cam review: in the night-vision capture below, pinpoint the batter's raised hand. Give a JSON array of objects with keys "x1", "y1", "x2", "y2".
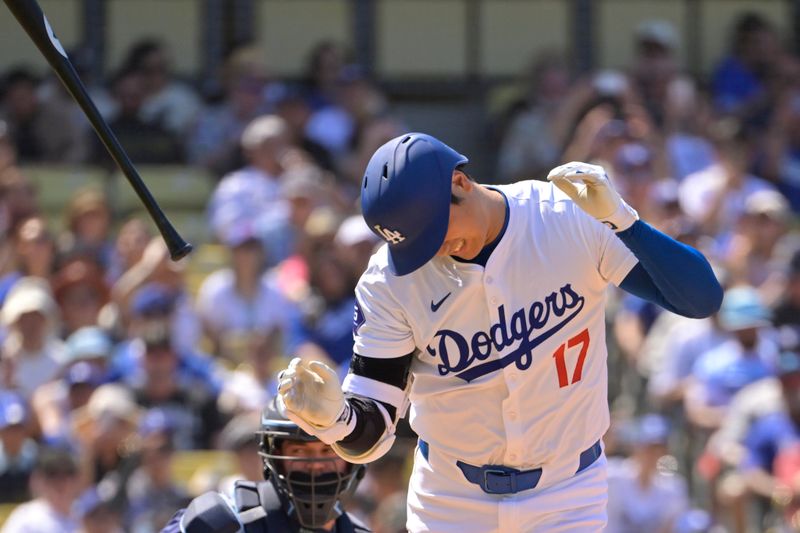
[
  {"x1": 547, "y1": 161, "x2": 639, "y2": 231},
  {"x1": 277, "y1": 357, "x2": 354, "y2": 444}
]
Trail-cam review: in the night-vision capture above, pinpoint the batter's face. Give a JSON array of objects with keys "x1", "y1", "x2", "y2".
[{"x1": 435, "y1": 171, "x2": 496, "y2": 260}]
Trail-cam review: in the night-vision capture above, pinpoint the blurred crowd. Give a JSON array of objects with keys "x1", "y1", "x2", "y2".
[{"x1": 0, "y1": 10, "x2": 799, "y2": 533}]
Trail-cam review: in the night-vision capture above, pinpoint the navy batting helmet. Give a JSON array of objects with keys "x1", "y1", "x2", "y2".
[{"x1": 361, "y1": 133, "x2": 468, "y2": 276}]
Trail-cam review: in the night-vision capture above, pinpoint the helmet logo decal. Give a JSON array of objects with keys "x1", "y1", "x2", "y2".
[{"x1": 373, "y1": 224, "x2": 406, "y2": 244}]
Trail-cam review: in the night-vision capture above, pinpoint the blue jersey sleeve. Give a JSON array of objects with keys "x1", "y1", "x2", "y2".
[{"x1": 617, "y1": 220, "x2": 723, "y2": 318}]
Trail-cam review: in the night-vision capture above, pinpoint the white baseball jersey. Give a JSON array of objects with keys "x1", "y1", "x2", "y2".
[{"x1": 349, "y1": 180, "x2": 639, "y2": 532}]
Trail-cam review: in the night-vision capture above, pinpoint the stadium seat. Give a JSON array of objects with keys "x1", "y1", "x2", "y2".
[
  {"x1": 171, "y1": 450, "x2": 237, "y2": 495},
  {"x1": 20, "y1": 165, "x2": 107, "y2": 213},
  {"x1": 109, "y1": 165, "x2": 214, "y2": 212}
]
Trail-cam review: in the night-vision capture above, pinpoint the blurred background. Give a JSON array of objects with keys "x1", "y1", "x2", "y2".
[{"x1": 1, "y1": 0, "x2": 800, "y2": 532}]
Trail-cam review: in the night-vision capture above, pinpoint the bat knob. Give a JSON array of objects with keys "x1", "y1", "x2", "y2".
[{"x1": 169, "y1": 241, "x2": 193, "y2": 261}]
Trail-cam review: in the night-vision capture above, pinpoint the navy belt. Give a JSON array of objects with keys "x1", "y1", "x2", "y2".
[{"x1": 418, "y1": 439, "x2": 602, "y2": 495}]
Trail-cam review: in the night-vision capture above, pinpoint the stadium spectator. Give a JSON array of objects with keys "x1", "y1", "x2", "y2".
[
  {"x1": 32, "y1": 326, "x2": 111, "y2": 445},
  {"x1": 73, "y1": 486, "x2": 125, "y2": 533},
  {"x1": 91, "y1": 69, "x2": 182, "y2": 167},
  {"x1": 711, "y1": 13, "x2": 782, "y2": 126},
  {"x1": 129, "y1": 323, "x2": 225, "y2": 449},
  {"x1": 121, "y1": 39, "x2": 203, "y2": 138},
  {"x1": 124, "y1": 409, "x2": 190, "y2": 532},
  {"x1": 196, "y1": 220, "x2": 288, "y2": 362},
  {"x1": 73, "y1": 384, "x2": 140, "y2": 492},
  {"x1": 207, "y1": 114, "x2": 291, "y2": 241},
  {"x1": 0, "y1": 67, "x2": 86, "y2": 164},
  {"x1": 722, "y1": 189, "x2": 795, "y2": 304},
  {"x1": 0, "y1": 277, "x2": 64, "y2": 398},
  {"x1": 685, "y1": 286, "x2": 778, "y2": 430},
  {"x1": 59, "y1": 188, "x2": 114, "y2": 269},
  {"x1": 112, "y1": 238, "x2": 200, "y2": 355},
  {"x1": 0, "y1": 215, "x2": 55, "y2": 305},
  {"x1": 0, "y1": 167, "x2": 38, "y2": 239},
  {"x1": 679, "y1": 119, "x2": 776, "y2": 242},
  {"x1": 275, "y1": 88, "x2": 335, "y2": 172},
  {"x1": 736, "y1": 350, "x2": 800, "y2": 530},
  {"x1": 52, "y1": 256, "x2": 109, "y2": 337},
  {"x1": 187, "y1": 45, "x2": 274, "y2": 175},
  {"x1": 286, "y1": 244, "x2": 355, "y2": 371},
  {"x1": 630, "y1": 20, "x2": 697, "y2": 132},
  {"x1": 106, "y1": 217, "x2": 152, "y2": 284},
  {"x1": 0, "y1": 447, "x2": 82, "y2": 533},
  {"x1": 606, "y1": 414, "x2": 690, "y2": 532},
  {"x1": 217, "y1": 327, "x2": 285, "y2": 415},
  {"x1": 0, "y1": 391, "x2": 37, "y2": 503}
]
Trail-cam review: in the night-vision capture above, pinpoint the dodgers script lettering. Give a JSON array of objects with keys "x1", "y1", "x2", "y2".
[{"x1": 425, "y1": 283, "x2": 585, "y2": 382}]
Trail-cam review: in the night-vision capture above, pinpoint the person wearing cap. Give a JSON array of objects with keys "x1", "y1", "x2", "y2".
[
  {"x1": 276, "y1": 133, "x2": 721, "y2": 531},
  {"x1": 127, "y1": 323, "x2": 226, "y2": 450},
  {"x1": 724, "y1": 189, "x2": 794, "y2": 295},
  {"x1": 630, "y1": 19, "x2": 698, "y2": 132},
  {"x1": 0, "y1": 391, "x2": 37, "y2": 503},
  {"x1": 207, "y1": 114, "x2": 291, "y2": 240},
  {"x1": 686, "y1": 286, "x2": 779, "y2": 431},
  {"x1": 0, "y1": 276, "x2": 65, "y2": 399},
  {"x1": 72, "y1": 384, "x2": 141, "y2": 486},
  {"x1": 196, "y1": 218, "x2": 289, "y2": 363},
  {"x1": 258, "y1": 163, "x2": 337, "y2": 268},
  {"x1": 124, "y1": 408, "x2": 190, "y2": 532},
  {"x1": 605, "y1": 414, "x2": 689, "y2": 533},
  {"x1": 31, "y1": 326, "x2": 111, "y2": 445},
  {"x1": 334, "y1": 214, "x2": 382, "y2": 287},
  {"x1": 112, "y1": 237, "x2": 201, "y2": 356},
  {"x1": 112, "y1": 281, "x2": 219, "y2": 397},
  {"x1": 1, "y1": 447, "x2": 82, "y2": 533}
]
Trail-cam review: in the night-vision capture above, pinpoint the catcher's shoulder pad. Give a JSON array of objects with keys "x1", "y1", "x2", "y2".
[{"x1": 181, "y1": 491, "x2": 241, "y2": 533}]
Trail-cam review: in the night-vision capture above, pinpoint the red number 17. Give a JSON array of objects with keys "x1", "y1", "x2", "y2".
[{"x1": 552, "y1": 328, "x2": 590, "y2": 388}]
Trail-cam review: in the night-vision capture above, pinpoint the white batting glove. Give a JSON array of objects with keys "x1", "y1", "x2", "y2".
[
  {"x1": 547, "y1": 162, "x2": 639, "y2": 231},
  {"x1": 277, "y1": 357, "x2": 355, "y2": 444}
]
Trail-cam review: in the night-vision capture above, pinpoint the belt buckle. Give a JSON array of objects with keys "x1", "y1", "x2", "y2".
[{"x1": 482, "y1": 468, "x2": 512, "y2": 494}]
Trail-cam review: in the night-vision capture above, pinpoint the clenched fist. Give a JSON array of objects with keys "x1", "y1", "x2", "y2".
[{"x1": 547, "y1": 161, "x2": 639, "y2": 231}]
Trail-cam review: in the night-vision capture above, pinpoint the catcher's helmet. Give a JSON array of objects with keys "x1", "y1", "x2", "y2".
[
  {"x1": 258, "y1": 398, "x2": 365, "y2": 529},
  {"x1": 361, "y1": 133, "x2": 468, "y2": 276}
]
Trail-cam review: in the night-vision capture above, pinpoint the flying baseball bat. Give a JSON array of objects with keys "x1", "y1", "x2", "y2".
[{"x1": 3, "y1": 0, "x2": 193, "y2": 260}]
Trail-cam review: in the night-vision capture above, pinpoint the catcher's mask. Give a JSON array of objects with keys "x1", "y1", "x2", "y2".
[{"x1": 257, "y1": 398, "x2": 365, "y2": 529}]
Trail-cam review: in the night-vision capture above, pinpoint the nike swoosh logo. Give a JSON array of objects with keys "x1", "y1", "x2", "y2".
[{"x1": 431, "y1": 292, "x2": 452, "y2": 312}]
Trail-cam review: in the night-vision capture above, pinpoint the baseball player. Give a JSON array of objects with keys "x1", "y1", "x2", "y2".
[
  {"x1": 159, "y1": 397, "x2": 369, "y2": 533},
  {"x1": 277, "y1": 133, "x2": 723, "y2": 532}
]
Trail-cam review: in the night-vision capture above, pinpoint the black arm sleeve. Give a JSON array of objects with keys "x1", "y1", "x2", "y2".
[{"x1": 337, "y1": 352, "x2": 413, "y2": 455}]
